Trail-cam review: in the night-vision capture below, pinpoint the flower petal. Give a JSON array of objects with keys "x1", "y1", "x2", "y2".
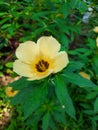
[
  {"x1": 28, "y1": 70, "x2": 52, "y2": 80},
  {"x1": 93, "y1": 26, "x2": 98, "y2": 33},
  {"x1": 96, "y1": 37, "x2": 98, "y2": 47},
  {"x1": 37, "y1": 36, "x2": 60, "y2": 57},
  {"x1": 53, "y1": 52, "x2": 69, "y2": 73},
  {"x1": 5, "y1": 87, "x2": 18, "y2": 97},
  {"x1": 79, "y1": 72, "x2": 90, "y2": 80},
  {"x1": 16, "y1": 41, "x2": 39, "y2": 63},
  {"x1": 13, "y1": 60, "x2": 35, "y2": 77}
]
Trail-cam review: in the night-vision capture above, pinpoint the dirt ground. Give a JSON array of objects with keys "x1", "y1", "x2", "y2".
[{"x1": 0, "y1": 75, "x2": 19, "y2": 130}]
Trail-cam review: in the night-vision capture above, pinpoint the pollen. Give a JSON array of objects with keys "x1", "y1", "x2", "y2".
[{"x1": 35, "y1": 60, "x2": 49, "y2": 72}]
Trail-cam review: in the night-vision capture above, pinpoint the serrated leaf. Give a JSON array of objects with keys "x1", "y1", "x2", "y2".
[
  {"x1": 77, "y1": 1, "x2": 87, "y2": 13},
  {"x1": 23, "y1": 82, "x2": 48, "y2": 119},
  {"x1": 86, "y1": 92, "x2": 98, "y2": 100},
  {"x1": 10, "y1": 85, "x2": 34, "y2": 105},
  {"x1": 0, "y1": 17, "x2": 10, "y2": 25},
  {"x1": 9, "y1": 77, "x2": 32, "y2": 90},
  {"x1": 54, "y1": 75, "x2": 76, "y2": 119},
  {"x1": 26, "y1": 110, "x2": 42, "y2": 125},
  {"x1": 52, "y1": 111, "x2": 66, "y2": 125},
  {"x1": 49, "y1": 117, "x2": 56, "y2": 130},
  {"x1": 83, "y1": 110, "x2": 94, "y2": 115},
  {"x1": 94, "y1": 97, "x2": 98, "y2": 113},
  {"x1": 70, "y1": 0, "x2": 80, "y2": 8},
  {"x1": 64, "y1": 61, "x2": 84, "y2": 73},
  {"x1": 42, "y1": 112, "x2": 50, "y2": 130},
  {"x1": 60, "y1": 3, "x2": 70, "y2": 18},
  {"x1": 63, "y1": 72, "x2": 97, "y2": 88},
  {"x1": 60, "y1": 34, "x2": 69, "y2": 49},
  {"x1": 1, "y1": 23, "x2": 11, "y2": 29},
  {"x1": 93, "y1": 54, "x2": 98, "y2": 74}
]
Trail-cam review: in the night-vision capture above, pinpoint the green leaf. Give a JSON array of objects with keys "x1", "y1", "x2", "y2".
[
  {"x1": 54, "y1": 75, "x2": 76, "y2": 119},
  {"x1": 0, "y1": 71, "x2": 3, "y2": 77},
  {"x1": 26, "y1": 109, "x2": 42, "y2": 125},
  {"x1": 63, "y1": 72, "x2": 97, "y2": 88},
  {"x1": 87, "y1": 38, "x2": 96, "y2": 49},
  {"x1": 23, "y1": 81, "x2": 48, "y2": 119},
  {"x1": 60, "y1": 34, "x2": 69, "y2": 49},
  {"x1": 64, "y1": 61, "x2": 84, "y2": 73},
  {"x1": 69, "y1": 48, "x2": 92, "y2": 56},
  {"x1": 70, "y1": 0, "x2": 80, "y2": 8},
  {"x1": 53, "y1": 18, "x2": 70, "y2": 35},
  {"x1": 0, "y1": 12, "x2": 7, "y2": 16},
  {"x1": 94, "y1": 97, "x2": 98, "y2": 113},
  {"x1": 0, "y1": 17, "x2": 10, "y2": 25},
  {"x1": 9, "y1": 77, "x2": 32, "y2": 90},
  {"x1": 42, "y1": 112, "x2": 50, "y2": 130},
  {"x1": 93, "y1": 54, "x2": 98, "y2": 74},
  {"x1": 49, "y1": 117, "x2": 56, "y2": 130},
  {"x1": 77, "y1": 1, "x2": 87, "y2": 13},
  {"x1": 1, "y1": 23, "x2": 11, "y2": 29},
  {"x1": 86, "y1": 91, "x2": 98, "y2": 100},
  {"x1": 0, "y1": 64, "x2": 3, "y2": 70},
  {"x1": 83, "y1": 110, "x2": 94, "y2": 115},
  {"x1": 52, "y1": 111, "x2": 66, "y2": 125},
  {"x1": 5, "y1": 62, "x2": 13, "y2": 68},
  {"x1": 60, "y1": 3, "x2": 70, "y2": 18},
  {"x1": 11, "y1": 85, "x2": 34, "y2": 105}
]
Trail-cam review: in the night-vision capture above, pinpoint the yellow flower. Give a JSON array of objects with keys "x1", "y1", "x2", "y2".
[
  {"x1": 96, "y1": 37, "x2": 98, "y2": 47},
  {"x1": 93, "y1": 26, "x2": 98, "y2": 33},
  {"x1": 5, "y1": 87, "x2": 18, "y2": 97},
  {"x1": 13, "y1": 36, "x2": 69, "y2": 80},
  {"x1": 79, "y1": 72, "x2": 90, "y2": 80}
]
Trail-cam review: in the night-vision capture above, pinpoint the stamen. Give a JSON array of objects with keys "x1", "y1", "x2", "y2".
[{"x1": 35, "y1": 60, "x2": 49, "y2": 72}]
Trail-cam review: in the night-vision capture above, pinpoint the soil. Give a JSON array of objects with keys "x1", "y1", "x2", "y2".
[{"x1": 0, "y1": 75, "x2": 20, "y2": 130}]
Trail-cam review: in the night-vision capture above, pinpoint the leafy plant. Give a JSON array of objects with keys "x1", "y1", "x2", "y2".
[{"x1": 1, "y1": 0, "x2": 98, "y2": 130}]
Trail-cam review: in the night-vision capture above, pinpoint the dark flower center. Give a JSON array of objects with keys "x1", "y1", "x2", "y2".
[{"x1": 35, "y1": 60, "x2": 49, "y2": 72}]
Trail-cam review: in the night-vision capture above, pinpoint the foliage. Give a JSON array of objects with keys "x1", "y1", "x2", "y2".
[
  {"x1": 0, "y1": 0, "x2": 87, "y2": 43},
  {"x1": 6, "y1": 68, "x2": 98, "y2": 130},
  {"x1": 0, "y1": 87, "x2": 7, "y2": 118},
  {"x1": 0, "y1": 0, "x2": 98, "y2": 130}
]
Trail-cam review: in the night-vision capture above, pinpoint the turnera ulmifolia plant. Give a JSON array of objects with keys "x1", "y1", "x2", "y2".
[
  {"x1": 13, "y1": 36, "x2": 69, "y2": 80},
  {"x1": 6, "y1": 36, "x2": 97, "y2": 130}
]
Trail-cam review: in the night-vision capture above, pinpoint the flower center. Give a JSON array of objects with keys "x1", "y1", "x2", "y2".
[{"x1": 35, "y1": 60, "x2": 49, "y2": 72}]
